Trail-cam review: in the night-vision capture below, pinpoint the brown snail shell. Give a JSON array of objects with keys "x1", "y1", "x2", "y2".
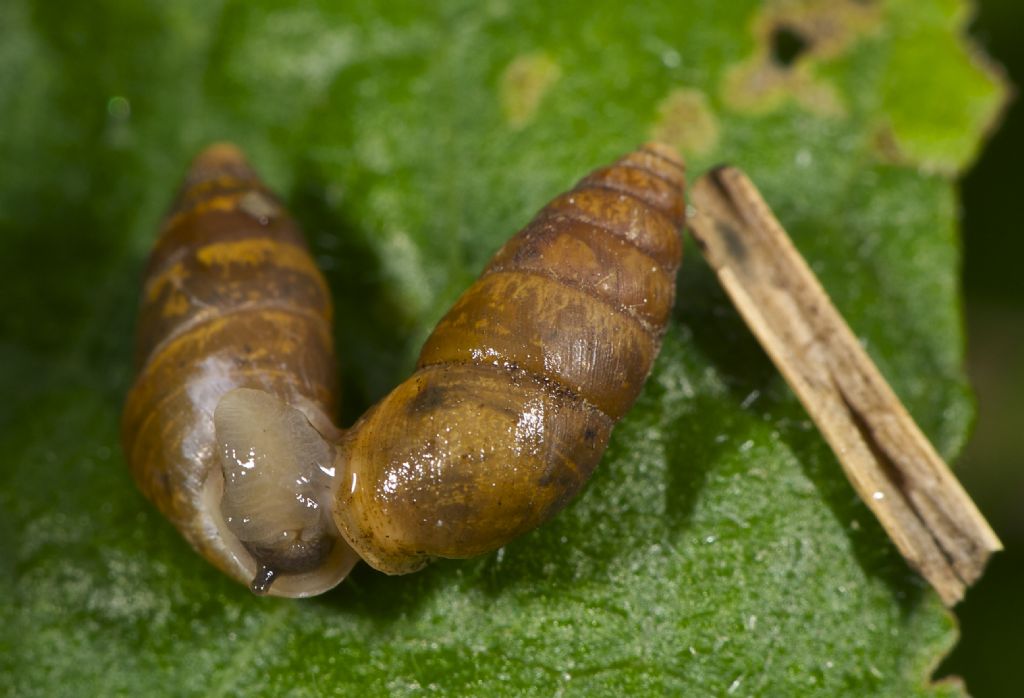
[
  {"x1": 121, "y1": 144, "x2": 360, "y2": 597},
  {"x1": 122, "y1": 142, "x2": 685, "y2": 596},
  {"x1": 334, "y1": 143, "x2": 685, "y2": 574}
]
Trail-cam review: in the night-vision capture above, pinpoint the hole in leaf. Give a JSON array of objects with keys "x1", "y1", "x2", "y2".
[{"x1": 770, "y1": 25, "x2": 810, "y2": 67}]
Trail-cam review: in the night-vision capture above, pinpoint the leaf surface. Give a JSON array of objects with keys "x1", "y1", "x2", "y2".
[{"x1": 0, "y1": 1, "x2": 1004, "y2": 695}]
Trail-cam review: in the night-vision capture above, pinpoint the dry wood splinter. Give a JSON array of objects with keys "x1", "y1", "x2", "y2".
[{"x1": 688, "y1": 165, "x2": 1001, "y2": 606}]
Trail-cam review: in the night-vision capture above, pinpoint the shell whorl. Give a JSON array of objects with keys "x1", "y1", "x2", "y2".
[{"x1": 422, "y1": 143, "x2": 685, "y2": 418}]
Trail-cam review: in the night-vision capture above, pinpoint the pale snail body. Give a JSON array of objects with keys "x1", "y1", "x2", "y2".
[{"x1": 122, "y1": 143, "x2": 685, "y2": 596}]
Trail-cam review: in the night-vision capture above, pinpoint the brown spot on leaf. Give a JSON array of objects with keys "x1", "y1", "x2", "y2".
[
  {"x1": 650, "y1": 87, "x2": 720, "y2": 157},
  {"x1": 721, "y1": 0, "x2": 881, "y2": 117},
  {"x1": 870, "y1": 124, "x2": 908, "y2": 166},
  {"x1": 500, "y1": 51, "x2": 561, "y2": 129},
  {"x1": 770, "y1": 25, "x2": 810, "y2": 67}
]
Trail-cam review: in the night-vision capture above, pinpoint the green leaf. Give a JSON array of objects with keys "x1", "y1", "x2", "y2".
[{"x1": 0, "y1": 1, "x2": 1004, "y2": 695}]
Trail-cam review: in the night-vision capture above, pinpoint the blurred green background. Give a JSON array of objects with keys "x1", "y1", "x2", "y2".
[{"x1": 940, "y1": 0, "x2": 1024, "y2": 694}]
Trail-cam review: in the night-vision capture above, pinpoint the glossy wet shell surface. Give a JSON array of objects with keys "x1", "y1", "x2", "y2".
[{"x1": 335, "y1": 144, "x2": 686, "y2": 573}]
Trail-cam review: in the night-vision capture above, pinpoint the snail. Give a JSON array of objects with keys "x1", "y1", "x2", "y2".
[
  {"x1": 121, "y1": 144, "x2": 360, "y2": 596},
  {"x1": 122, "y1": 142, "x2": 685, "y2": 597}
]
